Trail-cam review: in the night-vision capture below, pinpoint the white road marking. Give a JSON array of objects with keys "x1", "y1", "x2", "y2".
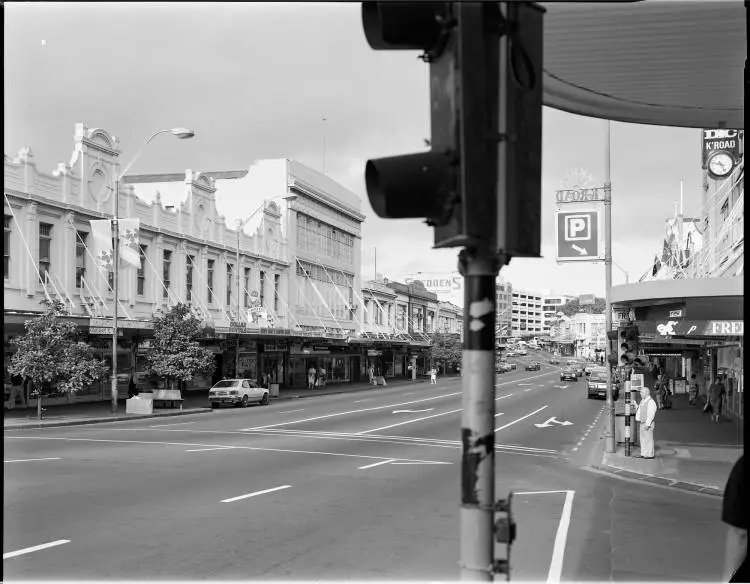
[
  {"x1": 6, "y1": 436, "x2": 448, "y2": 465},
  {"x1": 3, "y1": 539, "x2": 70, "y2": 559},
  {"x1": 221, "y1": 485, "x2": 291, "y2": 503},
  {"x1": 278, "y1": 409, "x2": 305, "y2": 414},
  {"x1": 392, "y1": 408, "x2": 434, "y2": 414},
  {"x1": 535, "y1": 417, "x2": 573, "y2": 428},
  {"x1": 4, "y1": 457, "x2": 61, "y2": 463},
  {"x1": 547, "y1": 490, "x2": 575, "y2": 584},
  {"x1": 515, "y1": 490, "x2": 570, "y2": 495},
  {"x1": 358, "y1": 459, "x2": 395, "y2": 470},
  {"x1": 185, "y1": 447, "x2": 236, "y2": 452},
  {"x1": 495, "y1": 406, "x2": 548, "y2": 432},
  {"x1": 150, "y1": 421, "x2": 195, "y2": 428},
  {"x1": 357, "y1": 407, "x2": 463, "y2": 435},
  {"x1": 518, "y1": 383, "x2": 533, "y2": 386},
  {"x1": 524, "y1": 388, "x2": 533, "y2": 392},
  {"x1": 494, "y1": 413, "x2": 505, "y2": 417},
  {"x1": 352, "y1": 398, "x2": 371, "y2": 403},
  {"x1": 390, "y1": 461, "x2": 451, "y2": 465},
  {"x1": 496, "y1": 394, "x2": 513, "y2": 400}
]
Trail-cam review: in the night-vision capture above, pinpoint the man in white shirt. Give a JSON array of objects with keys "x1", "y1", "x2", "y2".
[{"x1": 634, "y1": 386, "x2": 657, "y2": 459}]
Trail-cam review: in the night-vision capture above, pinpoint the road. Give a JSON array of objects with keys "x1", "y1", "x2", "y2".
[{"x1": 4, "y1": 358, "x2": 727, "y2": 581}]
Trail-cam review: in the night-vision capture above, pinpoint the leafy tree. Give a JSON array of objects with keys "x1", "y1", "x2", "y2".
[
  {"x1": 560, "y1": 296, "x2": 606, "y2": 316},
  {"x1": 430, "y1": 332, "x2": 462, "y2": 373},
  {"x1": 8, "y1": 299, "x2": 108, "y2": 412},
  {"x1": 146, "y1": 303, "x2": 216, "y2": 390}
]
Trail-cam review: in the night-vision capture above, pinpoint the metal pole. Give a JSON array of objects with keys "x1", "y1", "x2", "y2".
[
  {"x1": 111, "y1": 176, "x2": 120, "y2": 413},
  {"x1": 236, "y1": 223, "x2": 241, "y2": 378},
  {"x1": 604, "y1": 120, "x2": 615, "y2": 453},
  {"x1": 459, "y1": 247, "x2": 499, "y2": 582}
]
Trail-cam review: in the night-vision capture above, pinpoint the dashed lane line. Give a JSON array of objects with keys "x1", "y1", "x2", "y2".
[
  {"x1": 494, "y1": 406, "x2": 548, "y2": 433},
  {"x1": 356, "y1": 407, "x2": 464, "y2": 435},
  {"x1": 4, "y1": 457, "x2": 61, "y2": 463},
  {"x1": 221, "y1": 485, "x2": 291, "y2": 503},
  {"x1": 358, "y1": 459, "x2": 395, "y2": 470},
  {"x1": 3, "y1": 540, "x2": 70, "y2": 560}
]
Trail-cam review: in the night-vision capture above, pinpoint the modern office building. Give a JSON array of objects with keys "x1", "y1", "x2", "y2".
[{"x1": 510, "y1": 287, "x2": 546, "y2": 337}]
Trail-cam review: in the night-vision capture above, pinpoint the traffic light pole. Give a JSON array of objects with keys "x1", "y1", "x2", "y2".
[
  {"x1": 459, "y1": 247, "x2": 501, "y2": 582},
  {"x1": 604, "y1": 120, "x2": 616, "y2": 454}
]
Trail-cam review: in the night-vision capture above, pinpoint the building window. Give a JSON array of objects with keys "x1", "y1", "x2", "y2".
[
  {"x1": 207, "y1": 259, "x2": 215, "y2": 304},
  {"x1": 244, "y1": 268, "x2": 251, "y2": 307},
  {"x1": 137, "y1": 245, "x2": 147, "y2": 296},
  {"x1": 226, "y1": 263, "x2": 233, "y2": 306},
  {"x1": 38, "y1": 222, "x2": 52, "y2": 282},
  {"x1": 4, "y1": 215, "x2": 11, "y2": 280},
  {"x1": 75, "y1": 231, "x2": 87, "y2": 288},
  {"x1": 186, "y1": 255, "x2": 194, "y2": 302},
  {"x1": 720, "y1": 198, "x2": 730, "y2": 222},
  {"x1": 163, "y1": 250, "x2": 172, "y2": 298},
  {"x1": 259, "y1": 270, "x2": 266, "y2": 307},
  {"x1": 274, "y1": 274, "x2": 280, "y2": 312}
]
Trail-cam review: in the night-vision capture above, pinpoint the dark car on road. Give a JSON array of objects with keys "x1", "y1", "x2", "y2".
[
  {"x1": 560, "y1": 367, "x2": 578, "y2": 382},
  {"x1": 525, "y1": 361, "x2": 541, "y2": 371},
  {"x1": 587, "y1": 370, "x2": 619, "y2": 400},
  {"x1": 496, "y1": 361, "x2": 512, "y2": 373}
]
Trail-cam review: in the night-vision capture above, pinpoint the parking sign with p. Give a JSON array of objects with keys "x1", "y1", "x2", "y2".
[{"x1": 556, "y1": 209, "x2": 602, "y2": 262}]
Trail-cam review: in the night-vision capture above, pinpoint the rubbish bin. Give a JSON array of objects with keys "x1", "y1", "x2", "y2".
[
  {"x1": 269, "y1": 383, "x2": 280, "y2": 398},
  {"x1": 615, "y1": 412, "x2": 640, "y2": 445}
]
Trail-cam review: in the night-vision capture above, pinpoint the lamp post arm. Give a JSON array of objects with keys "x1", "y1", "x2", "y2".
[{"x1": 117, "y1": 129, "x2": 174, "y2": 181}]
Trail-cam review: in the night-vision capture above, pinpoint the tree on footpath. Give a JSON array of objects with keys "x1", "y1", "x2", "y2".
[
  {"x1": 560, "y1": 296, "x2": 606, "y2": 316},
  {"x1": 145, "y1": 303, "x2": 216, "y2": 391},
  {"x1": 429, "y1": 332, "x2": 463, "y2": 374},
  {"x1": 8, "y1": 299, "x2": 109, "y2": 419}
]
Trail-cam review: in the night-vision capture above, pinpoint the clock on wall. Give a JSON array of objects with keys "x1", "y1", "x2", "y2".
[{"x1": 707, "y1": 151, "x2": 735, "y2": 180}]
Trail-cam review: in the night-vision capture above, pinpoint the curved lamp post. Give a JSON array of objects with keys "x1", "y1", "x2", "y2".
[{"x1": 111, "y1": 127, "x2": 195, "y2": 413}]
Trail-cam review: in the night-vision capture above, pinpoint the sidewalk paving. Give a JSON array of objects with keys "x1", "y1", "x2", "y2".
[
  {"x1": 4, "y1": 375, "x2": 433, "y2": 430},
  {"x1": 591, "y1": 392, "x2": 744, "y2": 497}
]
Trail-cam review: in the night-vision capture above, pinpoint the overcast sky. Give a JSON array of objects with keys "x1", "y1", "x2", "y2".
[{"x1": 4, "y1": 2, "x2": 705, "y2": 304}]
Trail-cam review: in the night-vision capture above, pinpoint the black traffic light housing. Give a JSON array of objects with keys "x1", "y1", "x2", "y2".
[{"x1": 362, "y1": 2, "x2": 544, "y2": 255}]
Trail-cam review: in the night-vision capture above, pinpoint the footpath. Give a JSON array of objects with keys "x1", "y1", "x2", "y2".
[
  {"x1": 590, "y1": 391, "x2": 744, "y2": 498},
  {"x1": 3, "y1": 376, "x2": 432, "y2": 430}
]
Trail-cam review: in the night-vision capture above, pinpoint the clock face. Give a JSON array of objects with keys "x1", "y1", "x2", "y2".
[{"x1": 708, "y1": 151, "x2": 734, "y2": 178}]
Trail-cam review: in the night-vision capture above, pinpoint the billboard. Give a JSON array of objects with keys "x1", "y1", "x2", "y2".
[
  {"x1": 579, "y1": 293, "x2": 596, "y2": 306},
  {"x1": 702, "y1": 129, "x2": 743, "y2": 166},
  {"x1": 401, "y1": 272, "x2": 463, "y2": 296}
]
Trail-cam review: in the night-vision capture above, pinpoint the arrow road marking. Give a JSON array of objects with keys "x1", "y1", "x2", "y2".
[
  {"x1": 571, "y1": 244, "x2": 588, "y2": 255},
  {"x1": 554, "y1": 385, "x2": 569, "y2": 389},
  {"x1": 3, "y1": 539, "x2": 70, "y2": 560},
  {"x1": 535, "y1": 417, "x2": 574, "y2": 428},
  {"x1": 392, "y1": 408, "x2": 434, "y2": 414}
]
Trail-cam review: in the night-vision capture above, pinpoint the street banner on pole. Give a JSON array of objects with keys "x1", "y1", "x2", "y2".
[
  {"x1": 118, "y1": 218, "x2": 141, "y2": 269},
  {"x1": 89, "y1": 220, "x2": 113, "y2": 276},
  {"x1": 555, "y1": 209, "x2": 603, "y2": 262}
]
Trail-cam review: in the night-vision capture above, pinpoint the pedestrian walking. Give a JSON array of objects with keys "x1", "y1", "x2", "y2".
[
  {"x1": 430, "y1": 367, "x2": 437, "y2": 385},
  {"x1": 721, "y1": 456, "x2": 748, "y2": 582},
  {"x1": 8, "y1": 374, "x2": 26, "y2": 410},
  {"x1": 307, "y1": 366, "x2": 316, "y2": 390},
  {"x1": 688, "y1": 373, "x2": 699, "y2": 406},
  {"x1": 128, "y1": 375, "x2": 138, "y2": 398},
  {"x1": 407, "y1": 364, "x2": 414, "y2": 383},
  {"x1": 368, "y1": 364, "x2": 375, "y2": 386},
  {"x1": 634, "y1": 386, "x2": 657, "y2": 459},
  {"x1": 708, "y1": 376, "x2": 726, "y2": 423}
]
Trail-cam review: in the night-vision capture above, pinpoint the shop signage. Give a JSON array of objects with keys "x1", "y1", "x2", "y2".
[
  {"x1": 702, "y1": 129, "x2": 742, "y2": 166},
  {"x1": 229, "y1": 320, "x2": 247, "y2": 330},
  {"x1": 89, "y1": 318, "x2": 153, "y2": 330},
  {"x1": 555, "y1": 209, "x2": 603, "y2": 262},
  {"x1": 401, "y1": 272, "x2": 463, "y2": 295},
  {"x1": 313, "y1": 345, "x2": 329, "y2": 351},
  {"x1": 90, "y1": 327, "x2": 123, "y2": 336},
  {"x1": 555, "y1": 187, "x2": 605, "y2": 204},
  {"x1": 645, "y1": 320, "x2": 744, "y2": 337},
  {"x1": 367, "y1": 349, "x2": 383, "y2": 357},
  {"x1": 669, "y1": 309, "x2": 684, "y2": 318},
  {"x1": 264, "y1": 343, "x2": 288, "y2": 352}
]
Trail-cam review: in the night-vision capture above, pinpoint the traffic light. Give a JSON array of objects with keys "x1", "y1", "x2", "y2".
[
  {"x1": 362, "y1": 2, "x2": 544, "y2": 254},
  {"x1": 617, "y1": 325, "x2": 639, "y2": 368}
]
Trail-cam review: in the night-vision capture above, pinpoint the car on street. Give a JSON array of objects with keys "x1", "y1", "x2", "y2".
[
  {"x1": 525, "y1": 361, "x2": 541, "y2": 371},
  {"x1": 208, "y1": 378, "x2": 270, "y2": 408},
  {"x1": 567, "y1": 360, "x2": 584, "y2": 377},
  {"x1": 549, "y1": 356, "x2": 561, "y2": 365},
  {"x1": 517, "y1": 349, "x2": 528, "y2": 356},
  {"x1": 560, "y1": 367, "x2": 578, "y2": 382},
  {"x1": 587, "y1": 370, "x2": 619, "y2": 400},
  {"x1": 509, "y1": 361, "x2": 517, "y2": 370},
  {"x1": 496, "y1": 361, "x2": 512, "y2": 373}
]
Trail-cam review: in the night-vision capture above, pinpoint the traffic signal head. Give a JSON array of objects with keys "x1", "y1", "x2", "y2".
[
  {"x1": 617, "y1": 325, "x2": 639, "y2": 367},
  {"x1": 362, "y1": 2, "x2": 451, "y2": 52}
]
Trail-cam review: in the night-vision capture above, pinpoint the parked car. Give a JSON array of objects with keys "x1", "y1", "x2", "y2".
[
  {"x1": 587, "y1": 371, "x2": 620, "y2": 401},
  {"x1": 560, "y1": 367, "x2": 578, "y2": 382},
  {"x1": 208, "y1": 379, "x2": 269, "y2": 408},
  {"x1": 496, "y1": 361, "x2": 512, "y2": 373},
  {"x1": 525, "y1": 361, "x2": 541, "y2": 371},
  {"x1": 509, "y1": 362, "x2": 517, "y2": 370}
]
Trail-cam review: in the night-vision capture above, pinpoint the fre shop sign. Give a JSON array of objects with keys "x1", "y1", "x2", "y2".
[{"x1": 555, "y1": 209, "x2": 603, "y2": 262}]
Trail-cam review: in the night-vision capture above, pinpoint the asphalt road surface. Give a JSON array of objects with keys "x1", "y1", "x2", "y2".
[{"x1": 4, "y1": 359, "x2": 727, "y2": 581}]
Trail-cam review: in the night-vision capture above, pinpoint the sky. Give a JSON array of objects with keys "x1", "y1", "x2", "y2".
[{"x1": 4, "y1": 2, "x2": 706, "y2": 306}]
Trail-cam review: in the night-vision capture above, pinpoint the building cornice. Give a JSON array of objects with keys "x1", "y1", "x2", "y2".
[{"x1": 289, "y1": 181, "x2": 366, "y2": 223}]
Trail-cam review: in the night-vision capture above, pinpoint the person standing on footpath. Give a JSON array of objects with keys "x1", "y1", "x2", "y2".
[
  {"x1": 634, "y1": 386, "x2": 657, "y2": 459},
  {"x1": 430, "y1": 367, "x2": 437, "y2": 385},
  {"x1": 8, "y1": 374, "x2": 26, "y2": 410},
  {"x1": 708, "y1": 375, "x2": 727, "y2": 423},
  {"x1": 722, "y1": 456, "x2": 747, "y2": 582},
  {"x1": 688, "y1": 373, "x2": 700, "y2": 406}
]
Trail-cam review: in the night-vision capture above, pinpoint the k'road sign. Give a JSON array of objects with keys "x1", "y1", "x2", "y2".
[{"x1": 555, "y1": 209, "x2": 603, "y2": 262}]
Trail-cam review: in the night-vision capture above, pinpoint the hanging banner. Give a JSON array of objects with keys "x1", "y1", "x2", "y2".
[
  {"x1": 118, "y1": 218, "x2": 141, "y2": 269},
  {"x1": 89, "y1": 220, "x2": 113, "y2": 276}
]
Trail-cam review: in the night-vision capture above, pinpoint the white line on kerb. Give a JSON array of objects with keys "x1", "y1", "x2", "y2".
[
  {"x1": 185, "y1": 447, "x2": 236, "y2": 452},
  {"x1": 548, "y1": 490, "x2": 575, "y2": 584},
  {"x1": 358, "y1": 459, "x2": 395, "y2": 470},
  {"x1": 494, "y1": 406, "x2": 548, "y2": 433},
  {"x1": 221, "y1": 485, "x2": 291, "y2": 503},
  {"x1": 150, "y1": 421, "x2": 195, "y2": 428},
  {"x1": 3, "y1": 539, "x2": 70, "y2": 560},
  {"x1": 4, "y1": 457, "x2": 61, "y2": 463},
  {"x1": 278, "y1": 409, "x2": 305, "y2": 414}
]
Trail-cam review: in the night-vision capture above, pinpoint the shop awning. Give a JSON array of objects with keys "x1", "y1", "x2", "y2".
[{"x1": 542, "y1": 1, "x2": 745, "y2": 129}]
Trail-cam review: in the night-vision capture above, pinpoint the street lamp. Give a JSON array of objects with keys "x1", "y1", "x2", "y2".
[
  {"x1": 234, "y1": 194, "x2": 297, "y2": 378},
  {"x1": 111, "y1": 127, "x2": 195, "y2": 413}
]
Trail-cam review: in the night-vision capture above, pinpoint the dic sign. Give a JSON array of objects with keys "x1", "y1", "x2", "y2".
[{"x1": 555, "y1": 209, "x2": 602, "y2": 262}]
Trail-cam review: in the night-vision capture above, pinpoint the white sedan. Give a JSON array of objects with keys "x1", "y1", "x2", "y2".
[{"x1": 209, "y1": 379, "x2": 270, "y2": 409}]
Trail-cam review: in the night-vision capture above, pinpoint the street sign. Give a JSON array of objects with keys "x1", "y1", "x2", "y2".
[
  {"x1": 90, "y1": 327, "x2": 123, "y2": 336},
  {"x1": 555, "y1": 209, "x2": 603, "y2": 262}
]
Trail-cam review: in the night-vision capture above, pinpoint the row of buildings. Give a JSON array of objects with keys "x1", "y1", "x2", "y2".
[{"x1": 3, "y1": 124, "x2": 462, "y2": 405}]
